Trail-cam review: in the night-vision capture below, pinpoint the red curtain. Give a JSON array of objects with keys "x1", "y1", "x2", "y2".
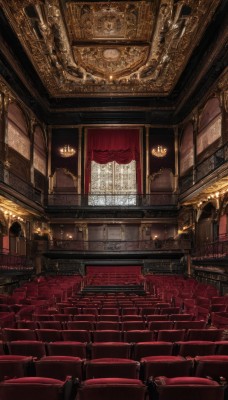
[{"x1": 85, "y1": 128, "x2": 141, "y2": 193}]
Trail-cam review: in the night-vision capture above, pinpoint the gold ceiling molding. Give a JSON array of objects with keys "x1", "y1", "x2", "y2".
[{"x1": 1, "y1": 0, "x2": 221, "y2": 97}]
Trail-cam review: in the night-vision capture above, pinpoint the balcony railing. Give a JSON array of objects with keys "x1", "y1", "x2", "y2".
[
  {"x1": 47, "y1": 193, "x2": 178, "y2": 207},
  {"x1": 193, "y1": 236, "x2": 228, "y2": 260},
  {"x1": 0, "y1": 162, "x2": 42, "y2": 204},
  {"x1": 180, "y1": 142, "x2": 228, "y2": 193},
  {"x1": 0, "y1": 251, "x2": 34, "y2": 273},
  {"x1": 48, "y1": 239, "x2": 191, "y2": 252}
]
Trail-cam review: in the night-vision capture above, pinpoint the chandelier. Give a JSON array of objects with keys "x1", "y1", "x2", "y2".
[
  {"x1": 151, "y1": 145, "x2": 167, "y2": 158},
  {"x1": 59, "y1": 145, "x2": 76, "y2": 158}
]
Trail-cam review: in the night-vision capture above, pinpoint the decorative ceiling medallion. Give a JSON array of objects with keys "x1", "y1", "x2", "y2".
[
  {"x1": 73, "y1": 46, "x2": 149, "y2": 79},
  {"x1": 103, "y1": 49, "x2": 121, "y2": 61},
  {"x1": 1, "y1": 0, "x2": 221, "y2": 97}
]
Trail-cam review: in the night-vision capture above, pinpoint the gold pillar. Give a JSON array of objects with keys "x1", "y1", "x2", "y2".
[
  {"x1": 146, "y1": 125, "x2": 150, "y2": 193},
  {"x1": 47, "y1": 126, "x2": 52, "y2": 193},
  {"x1": 78, "y1": 126, "x2": 82, "y2": 194},
  {"x1": 187, "y1": 253, "x2": 192, "y2": 276},
  {"x1": 174, "y1": 126, "x2": 179, "y2": 193}
]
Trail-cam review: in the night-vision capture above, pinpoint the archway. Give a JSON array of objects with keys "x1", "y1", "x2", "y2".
[
  {"x1": 196, "y1": 203, "x2": 218, "y2": 246},
  {"x1": 9, "y1": 222, "x2": 26, "y2": 255}
]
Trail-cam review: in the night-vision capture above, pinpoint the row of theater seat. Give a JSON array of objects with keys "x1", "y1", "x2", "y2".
[
  {"x1": 0, "y1": 375, "x2": 226, "y2": 400},
  {"x1": 0, "y1": 327, "x2": 224, "y2": 342},
  {"x1": 0, "y1": 355, "x2": 227, "y2": 400},
  {"x1": 0, "y1": 339, "x2": 227, "y2": 359},
  {"x1": 0, "y1": 354, "x2": 228, "y2": 381},
  {"x1": 17, "y1": 313, "x2": 200, "y2": 324}
]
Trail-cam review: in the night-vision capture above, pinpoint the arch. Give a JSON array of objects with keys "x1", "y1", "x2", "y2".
[
  {"x1": 7, "y1": 102, "x2": 30, "y2": 160},
  {"x1": 9, "y1": 222, "x2": 26, "y2": 255},
  {"x1": 196, "y1": 202, "x2": 218, "y2": 245},
  {"x1": 52, "y1": 168, "x2": 78, "y2": 192},
  {"x1": 180, "y1": 122, "x2": 194, "y2": 175},
  {"x1": 149, "y1": 168, "x2": 174, "y2": 192},
  {"x1": 34, "y1": 125, "x2": 47, "y2": 175},
  {"x1": 199, "y1": 97, "x2": 221, "y2": 131},
  {"x1": 197, "y1": 97, "x2": 222, "y2": 155}
]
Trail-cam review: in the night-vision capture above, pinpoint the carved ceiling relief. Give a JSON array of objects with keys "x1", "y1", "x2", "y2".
[{"x1": 1, "y1": 0, "x2": 221, "y2": 96}]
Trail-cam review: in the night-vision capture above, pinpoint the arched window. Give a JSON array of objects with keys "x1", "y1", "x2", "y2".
[
  {"x1": 180, "y1": 122, "x2": 194, "y2": 176},
  {"x1": 34, "y1": 126, "x2": 47, "y2": 176},
  {"x1": 7, "y1": 103, "x2": 30, "y2": 160},
  {"x1": 197, "y1": 98, "x2": 222, "y2": 155}
]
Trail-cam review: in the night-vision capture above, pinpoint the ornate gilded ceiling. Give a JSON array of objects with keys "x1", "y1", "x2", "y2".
[{"x1": 1, "y1": 0, "x2": 221, "y2": 97}]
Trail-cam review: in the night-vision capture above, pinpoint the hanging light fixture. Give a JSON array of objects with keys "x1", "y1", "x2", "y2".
[
  {"x1": 151, "y1": 145, "x2": 167, "y2": 158},
  {"x1": 59, "y1": 144, "x2": 76, "y2": 158}
]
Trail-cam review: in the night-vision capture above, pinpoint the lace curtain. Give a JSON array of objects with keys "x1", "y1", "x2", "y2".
[{"x1": 89, "y1": 160, "x2": 137, "y2": 205}]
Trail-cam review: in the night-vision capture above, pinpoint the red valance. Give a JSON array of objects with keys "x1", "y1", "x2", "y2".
[{"x1": 85, "y1": 128, "x2": 141, "y2": 193}]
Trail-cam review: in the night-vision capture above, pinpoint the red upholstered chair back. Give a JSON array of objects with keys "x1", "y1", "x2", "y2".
[
  {"x1": 35, "y1": 355, "x2": 83, "y2": 381},
  {"x1": 0, "y1": 377, "x2": 66, "y2": 400},
  {"x1": 77, "y1": 378, "x2": 146, "y2": 400},
  {"x1": 84, "y1": 358, "x2": 140, "y2": 379},
  {"x1": 153, "y1": 376, "x2": 224, "y2": 400}
]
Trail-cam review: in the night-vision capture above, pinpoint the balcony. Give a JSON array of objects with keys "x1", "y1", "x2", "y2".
[
  {"x1": 193, "y1": 235, "x2": 228, "y2": 262},
  {"x1": 46, "y1": 193, "x2": 178, "y2": 208},
  {"x1": 0, "y1": 162, "x2": 42, "y2": 205},
  {"x1": 180, "y1": 142, "x2": 228, "y2": 194},
  {"x1": 46, "y1": 238, "x2": 191, "y2": 258},
  {"x1": 0, "y1": 251, "x2": 34, "y2": 274}
]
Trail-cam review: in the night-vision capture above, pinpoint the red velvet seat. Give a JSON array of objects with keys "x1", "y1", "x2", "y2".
[
  {"x1": 215, "y1": 340, "x2": 228, "y2": 354},
  {"x1": 169, "y1": 314, "x2": 194, "y2": 321},
  {"x1": 91, "y1": 342, "x2": 131, "y2": 359},
  {"x1": 176, "y1": 341, "x2": 216, "y2": 357},
  {"x1": 148, "y1": 321, "x2": 173, "y2": 330},
  {"x1": 35, "y1": 355, "x2": 83, "y2": 380},
  {"x1": 38, "y1": 321, "x2": 63, "y2": 330},
  {"x1": 0, "y1": 355, "x2": 33, "y2": 380},
  {"x1": 194, "y1": 354, "x2": 228, "y2": 379},
  {"x1": 123, "y1": 330, "x2": 153, "y2": 343},
  {"x1": 133, "y1": 342, "x2": 173, "y2": 361},
  {"x1": 147, "y1": 315, "x2": 169, "y2": 322},
  {"x1": 77, "y1": 378, "x2": 146, "y2": 400},
  {"x1": 122, "y1": 315, "x2": 143, "y2": 321},
  {"x1": 160, "y1": 307, "x2": 180, "y2": 315},
  {"x1": 153, "y1": 376, "x2": 224, "y2": 400},
  {"x1": 100, "y1": 308, "x2": 119, "y2": 315},
  {"x1": 122, "y1": 321, "x2": 145, "y2": 331},
  {"x1": 140, "y1": 355, "x2": 192, "y2": 380},
  {"x1": 17, "y1": 321, "x2": 39, "y2": 329},
  {"x1": 54, "y1": 314, "x2": 73, "y2": 322},
  {"x1": 96, "y1": 321, "x2": 120, "y2": 330},
  {"x1": 174, "y1": 320, "x2": 206, "y2": 329},
  {"x1": 62, "y1": 329, "x2": 91, "y2": 342},
  {"x1": 93, "y1": 330, "x2": 122, "y2": 342},
  {"x1": 186, "y1": 329, "x2": 223, "y2": 341},
  {"x1": 35, "y1": 329, "x2": 62, "y2": 342},
  {"x1": 97, "y1": 315, "x2": 120, "y2": 322},
  {"x1": 157, "y1": 329, "x2": 186, "y2": 342},
  {"x1": 46, "y1": 341, "x2": 86, "y2": 358},
  {"x1": 73, "y1": 315, "x2": 96, "y2": 322},
  {"x1": 0, "y1": 376, "x2": 69, "y2": 400},
  {"x1": 3, "y1": 328, "x2": 37, "y2": 341},
  {"x1": 67, "y1": 321, "x2": 94, "y2": 330},
  {"x1": 8, "y1": 340, "x2": 46, "y2": 358},
  {"x1": 84, "y1": 358, "x2": 140, "y2": 379}
]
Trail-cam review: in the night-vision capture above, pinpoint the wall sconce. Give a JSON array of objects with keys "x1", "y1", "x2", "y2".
[
  {"x1": 151, "y1": 145, "x2": 167, "y2": 158},
  {"x1": 59, "y1": 145, "x2": 76, "y2": 158}
]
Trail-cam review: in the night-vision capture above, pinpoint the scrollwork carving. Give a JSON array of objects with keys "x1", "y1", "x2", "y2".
[{"x1": 1, "y1": 0, "x2": 221, "y2": 96}]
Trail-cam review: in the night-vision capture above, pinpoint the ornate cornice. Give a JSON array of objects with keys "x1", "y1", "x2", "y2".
[{"x1": 1, "y1": 0, "x2": 221, "y2": 97}]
